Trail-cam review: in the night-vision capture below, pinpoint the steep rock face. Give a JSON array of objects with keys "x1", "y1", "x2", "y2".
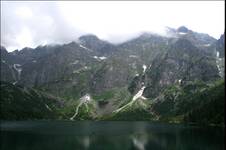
[
  {"x1": 89, "y1": 57, "x2": 137, "y2": 94},
  {"x1": 216, "y1": 33, "x2": 225, "y2": 58},
  {"x1": 89, "y1": 33, "x2": 175, "y2": 94},
  {"x1": 117, "y1": 33, "x2": 170, "y2": 64},
  {"x1": 78, "y1": 34, "x2": 118, "y2": 55},
  {"x1": 0, "y1": 62, "x2": 15, "y2": 82},
  {"x1": 138, "y1": 39, "x2": 219, "y2": 98},
  {"x1": 215, "y1": 33, "x2": 225, "y2": 78},
  {"x1": 1, "y1": 46, "x2": 18, "y2": 82},
  {"x1": 19, "y1": 42, "x2": 95, "y2": 87},
  {"x1": 167, "y1": 26, "x2": 217, "y2": 55},
  {"x1": 1, "y1": 33, "x2": 219, "y2": 93}
]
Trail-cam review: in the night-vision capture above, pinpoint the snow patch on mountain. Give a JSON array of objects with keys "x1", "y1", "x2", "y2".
[
  {"x1": 113, "y1": 86, "x2": 146, "y2": 113},
  {"x1": 178, "y1": 32, "x2": 187, "y2": 35},
  {"x1": 93, "y1": 56, "x2": 107, "y2": 61},
  {"x1": 79, "y1": 44, "x2": 92, "y2": 52},
  {"x1": 129, "y1": 55, "x2": 138, "y2": 58},
  {"x1": 13, "y1": 64, "x2": 22, "y2": 80},
  {"x1": 203, "y1": 44, "x2": 211, "y2": 47},
  {"x1": 132, "y1": 86, "x2": 146, "y2": 101},
  {"x1": 45, "y1": 104, "x2": 52, "y2": 111},
  {"x1": 70, "y1": 60, "x2": 79, "y2": 65},
  {"x1": 217, "y1": 51, "x2": 220, "y2": 58},
  {"x1": 142, "y1": 65, "x2": 147, "y2": 74},
  {"x1": 216, "y1": 51, "x2": 224, "y2": 77},
  {"x1": 70, "y1": 94, "x2": 92, "y2": 120}
]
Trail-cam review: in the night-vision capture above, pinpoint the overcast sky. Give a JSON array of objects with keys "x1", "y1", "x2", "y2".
[{"x1": 1, "y1": 1, "x2": 225, "y2": 52}]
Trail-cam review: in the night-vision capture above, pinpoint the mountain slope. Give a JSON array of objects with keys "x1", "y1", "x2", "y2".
[
  {"x1": 0, "y1": 81, "x2": 64, "y2": 120},
  {"x1": 0, "y1": 27, "x2": 224, "y2": 124}
]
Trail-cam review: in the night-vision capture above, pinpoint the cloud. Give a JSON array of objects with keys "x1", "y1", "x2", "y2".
[
  {"x1": 1, "y1": 1, "x2": 225, "y2": 52},
  {"x1": 1, "y1": 1, "x2": 85, "y2": 51}
]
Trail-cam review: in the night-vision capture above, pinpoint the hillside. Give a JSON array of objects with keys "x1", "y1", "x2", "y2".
[{"x1": 0, "y1": 27, "x2": 224, "y2": 125}]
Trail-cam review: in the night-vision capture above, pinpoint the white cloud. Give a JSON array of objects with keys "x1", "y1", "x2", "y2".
[
  {"x1": 15, "y1": 27, "x2": 33, "y2": 49},
  {"x1": 1, "y1": 1, "x2": 225, "y2": 52},
  {"x1": 15, "y1": 6, "x2": 33, "y2": 19}
]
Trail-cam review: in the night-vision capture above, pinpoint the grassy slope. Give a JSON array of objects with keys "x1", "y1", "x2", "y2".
[
  {"x1": 1, "y1": 79, "x2": 224, "y2": 126},
  {"x1": 0, "y1": 81, "x2": 63, "y2": 120}
]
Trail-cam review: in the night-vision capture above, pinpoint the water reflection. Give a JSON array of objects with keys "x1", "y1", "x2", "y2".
[
  {"x1": 132, "y1": 134, "x2": 148, "y2": 150},
  {"x1": 0, "y1": 121, "x2": 224, "y2": 150},
  {"x1": 83, "y1": 136, "x2": 90, "y2": 149}
]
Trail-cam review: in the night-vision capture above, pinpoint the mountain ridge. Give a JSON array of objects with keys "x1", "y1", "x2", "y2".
[
  {"x1": 1, "y1": 26, "x2": 218, "y2": 53},
  {"x1": 1, "y1": 26, "x2": 224, "y2": 125}
]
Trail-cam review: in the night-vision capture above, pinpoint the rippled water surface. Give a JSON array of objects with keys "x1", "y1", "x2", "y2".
[{"x1": 0, "y1": 121, "x2": 224, "y2": 150}]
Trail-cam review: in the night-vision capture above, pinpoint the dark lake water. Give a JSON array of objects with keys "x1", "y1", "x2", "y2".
[{"x1": 0, "y1": 121, "x2": 224, "y2": 150}]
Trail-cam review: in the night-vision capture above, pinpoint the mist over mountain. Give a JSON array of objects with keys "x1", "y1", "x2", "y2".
[{"x1": 1, "y1": 1, "x2": 224, "y2": 52}]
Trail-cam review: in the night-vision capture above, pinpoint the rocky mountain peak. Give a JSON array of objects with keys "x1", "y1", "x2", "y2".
[
  {"x1": 177, "y1": 26, "x2": 189, "y2": 33},
  {"x1": 0, "y1": 46, "x2": 8, "y2": 54},
  {"x1": 78, "y1": 34, "x2": 100, "y2": 43}
]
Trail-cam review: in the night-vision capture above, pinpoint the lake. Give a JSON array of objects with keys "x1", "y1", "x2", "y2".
[{"x1": 0, "y1": 121, "x2": 224, "y2": 150}]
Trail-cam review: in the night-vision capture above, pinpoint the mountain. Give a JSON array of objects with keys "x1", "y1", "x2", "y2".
[
  {"x1": 78, "y1": 34, "x2": 118, "y2": 55},
  {"x1": 109, "y1": 79, "x2": 224, "y2": 124},
  {"x1": 0, "y1": 81, "x2": 64, "y2": 120},
  {"x1": 142, "y1": 38, "x2": 219, "y2": 98},
  {"x1": 0, "y1": 26, "x2": 224, "y2": 125}
]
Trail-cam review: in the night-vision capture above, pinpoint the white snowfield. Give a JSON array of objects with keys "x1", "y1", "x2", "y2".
[
  {"x1": 93, "y1": 56, "x2": 107, "y2": 61},
  {"x1": 45, "y1": 104, "x2": 52, "y2": 111},
  {"x1": 140, "y1": 96, "x2": 147, "y2": 100},
  {"x1": 129, "y1": 55, "x2": 138, "y2": 58},
  {"x1": 73, "y1": 66, "x2": 89, "y2": 74},
  {"x1": 216, "y1": 51, "x2": 223, "y2": 76},
  {"x1": 178, "y1": 79, "x2": 182, "y2": 84},
  {"x1": 79, "y1": 44, "x2": 88, "y2": 50},
  {"x1": 79, "y1": 44, "x2": 92, "y2": 52},
  {"x1": 142, "y1": 65, "x2": 147, "y2": 74},
  {"x1": 132, "y1": 87, "x2": 146, "y2": 101},
  {"x1": 99, "y1": 56, "x2": 107, "y2": 60},
  {"x1": 70, "y1": 94, "x2": 91, "y2": 120},
  {"x1": 217, "y1": 51, "x2": 220, "y2": 58},
  {"x1": 70, "y1": 60, "x2": 79, "y2": 65},
  {"x1": 13, "y1": 81, "x2": 18, "y2": 85},
  {"x1": 113, "y1": 86, "x2": 146, "y2": 113},
  {"x1": 178, "y1": 32, "x2": 187, "y2": 35},
  {"x1": 13, "y1": 64, "x2": 22, "y2": 79}
]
